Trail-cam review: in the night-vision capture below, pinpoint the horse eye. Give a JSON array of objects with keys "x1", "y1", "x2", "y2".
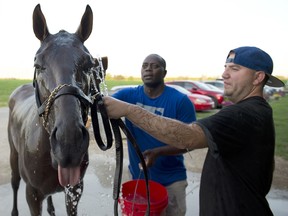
[
  {"x1": 34, "y1": 64, "x2": 41, "y2": 70},
  {"x1": 34, "y1": 64, "x2": 46, "y2": 71}
]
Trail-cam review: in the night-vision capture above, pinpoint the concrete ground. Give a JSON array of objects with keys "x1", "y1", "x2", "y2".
[{"x1": 0, "y1": 107, "x2": 287, "y2": 215}]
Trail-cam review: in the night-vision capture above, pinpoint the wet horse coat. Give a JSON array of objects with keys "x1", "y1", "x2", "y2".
[{"x1": 8, "y1": 4, "x2": 102, "y2": 216}]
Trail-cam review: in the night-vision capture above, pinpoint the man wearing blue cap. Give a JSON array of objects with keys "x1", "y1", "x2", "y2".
[{"x1": 103, "y1": 46, "x2": 284, "y2": 215}]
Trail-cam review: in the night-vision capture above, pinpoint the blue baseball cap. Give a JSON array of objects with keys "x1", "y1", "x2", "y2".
[{"x1": 226, "y1": 46, "x2": 284, "y2": 87}]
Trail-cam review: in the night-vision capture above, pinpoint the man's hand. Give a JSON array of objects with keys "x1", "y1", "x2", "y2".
[
  {"x1": 142, "y1": 149, "x2": 158, "y2": 168},
  {"x1": 139, "y1": 146, "x2": 188, "y2": 169}
]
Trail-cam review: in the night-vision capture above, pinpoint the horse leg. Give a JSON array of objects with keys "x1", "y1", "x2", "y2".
[
  {"x1": 65, "y1": 180, "x2": 84, "y2": 216},
  {"x1": 10, "y1": 144, "x2": 21, "y2": 216},
  {"x1": 25, "y1": 184, "x2": 44, "y2": 216},
  {"x1": 47, "y1": 196, "x2": 56, "y2": 216}
]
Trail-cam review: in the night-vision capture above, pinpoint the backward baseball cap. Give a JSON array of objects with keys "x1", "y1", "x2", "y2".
[{"x1": 226, "y1": 46, "x2": 284, "y2": 87}]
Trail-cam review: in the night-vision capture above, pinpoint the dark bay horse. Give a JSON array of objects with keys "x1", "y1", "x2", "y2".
[{"x1": 8, "y1": 4, "x2": 107, "y2": 216}]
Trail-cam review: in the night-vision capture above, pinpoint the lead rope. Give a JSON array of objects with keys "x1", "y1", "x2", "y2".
[
  {"x1": 114, "y1": 119, "x2": 150, "y2": 216},
  {"x1": 90, "y1": 58, "x2": 150, "y2": 216}
]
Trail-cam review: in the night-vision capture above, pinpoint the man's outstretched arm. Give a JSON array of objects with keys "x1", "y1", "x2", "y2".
[{"x1": 103, "y1": 96, "x2": 207, "y2": 150}]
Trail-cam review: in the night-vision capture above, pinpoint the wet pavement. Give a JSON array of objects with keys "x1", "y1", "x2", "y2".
[
  {"x1": 0, "y1": 107, "x2": 288, "y2": 215},
  {"x1": 1, "y1": 155, "x2": 287, "y2": 215}
]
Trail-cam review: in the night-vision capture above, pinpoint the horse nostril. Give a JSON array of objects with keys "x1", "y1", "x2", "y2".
[
  {"x1": 50, "y1": 123, "x2": 89, "y2": 167},
  {"x1": 50, "y1": 127, "x2": 60, "y2": 153}
]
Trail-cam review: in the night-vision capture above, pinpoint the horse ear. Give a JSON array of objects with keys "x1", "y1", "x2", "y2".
[
  {"x1": 75, "y1": 5, "x2": 93, "y2": 43},
  {"x1": 93, "y1": 57, "x2": 108, "y2": 70},
  {"x1": 33, "y1": 4, "x2": 50, "y2": 42},
  {"x1": 101, "y1": 57, "x2": 108, "y2": 70}
]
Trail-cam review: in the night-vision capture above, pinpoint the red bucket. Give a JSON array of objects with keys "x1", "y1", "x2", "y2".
[{"x1": 119, "y1": 180, "x2": 168, "y2": 216}]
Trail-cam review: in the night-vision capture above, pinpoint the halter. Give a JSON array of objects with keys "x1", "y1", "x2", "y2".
[
  {"x1": 42, "y1": 84, "x2": 69, "y2": 129},
  {"x1": 33, "y1": 71, "x2": 92, "y2": 131}
]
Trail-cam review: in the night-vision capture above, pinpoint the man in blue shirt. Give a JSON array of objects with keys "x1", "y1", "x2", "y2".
[{"x1": 113, "y1": 54, "x2": 196, "y2": 215}]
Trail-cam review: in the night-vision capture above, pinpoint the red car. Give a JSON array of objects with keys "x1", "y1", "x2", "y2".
[
  {"x1": 166, "y1": 81, "x2": 224, "y2": 108},
  {"x1": 166, "y1": 84, "x2": 215, "y2": 111}
]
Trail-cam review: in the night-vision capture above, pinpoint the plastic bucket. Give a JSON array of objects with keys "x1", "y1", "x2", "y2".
[{"x1": 119, "y1": 179, "x2": 168, "y2": 216}]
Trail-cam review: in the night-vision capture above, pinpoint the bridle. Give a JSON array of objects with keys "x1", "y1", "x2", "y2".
[{"x1": 32, "y1": 57, "x2": 151, "y2": 216}]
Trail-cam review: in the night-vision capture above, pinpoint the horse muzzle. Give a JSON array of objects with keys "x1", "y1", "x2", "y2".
[{"x1": 50, "y1": 124, "x2": 89, "y2": 187}]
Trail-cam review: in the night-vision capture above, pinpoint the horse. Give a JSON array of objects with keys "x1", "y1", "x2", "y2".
[{"x1": 7, "y1": 4, "x2": 107, "y2": 216}]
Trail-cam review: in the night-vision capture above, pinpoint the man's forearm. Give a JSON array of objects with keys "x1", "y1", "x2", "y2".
[{"x1": 126, "y1": 104, "x2": 207, "y2": 150}]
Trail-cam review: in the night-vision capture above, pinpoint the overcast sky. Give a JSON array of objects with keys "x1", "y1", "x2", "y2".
[{"x1": 0, "y1": 0, "x2": 287, "y2": 79}]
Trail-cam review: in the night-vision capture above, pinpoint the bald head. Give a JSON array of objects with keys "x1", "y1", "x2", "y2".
[{"x1": 144, "y1": 54, "x2": 166, "y2": 70}]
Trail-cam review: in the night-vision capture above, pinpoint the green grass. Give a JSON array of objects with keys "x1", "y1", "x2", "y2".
[
  {"x1": 270, "y1": 96, "x2": 288, "y2": 160},
  {"x1": 0, "y1": 79, "x2": 32, "y2": 107},
  {"x1": 196, "y1": 110, "x2": 216, "y2": 119},
  {"x1": 1, "y1": 79, "x2": 287, "y2": 160}
]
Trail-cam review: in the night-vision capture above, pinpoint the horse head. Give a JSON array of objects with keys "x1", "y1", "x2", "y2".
[{"x1": 32, "y1": 4, "x2": 106, "y2": 187}]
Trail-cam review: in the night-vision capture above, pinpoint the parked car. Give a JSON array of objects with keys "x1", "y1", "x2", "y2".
[
  {"x1": 109, "y1": 85, "x2": 139, "y2": 95},
  {"x1": 203, "y1": 80, "x2": 224, "y2": 90},
  {"x1": 205, "y1": 83, "x2": 224, "y2": 92},
  {"x1": 166, "y1": 80, "x2": 224, "y2": 108},
  {"x1": 263, "y1": 85, "x2": 286, "y2": 100},
  {"x1": 166, "y1": 84, "x2": 215, "y2": 111},
  {"x1": 203, "y1": 83, "x2": 232, "y2": 107}
]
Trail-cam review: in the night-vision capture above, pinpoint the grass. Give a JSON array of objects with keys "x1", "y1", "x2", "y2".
[
  {"x1": 0, "y1": 79, "x2": 32, "y2": 107},
  {"x1": 270, "y1": 96, "x2": 288, "y2": 160},
  {"x1": 1, "y1": 79, "x2": 287, "y2": 160}
]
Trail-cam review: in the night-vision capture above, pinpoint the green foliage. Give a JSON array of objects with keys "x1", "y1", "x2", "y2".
[
  {"x1": 104, "y1": 73, "x2": 113, "y2": 80},
  {"x1": 113, "y1": 75, "x2": 126, "y2": 80}
]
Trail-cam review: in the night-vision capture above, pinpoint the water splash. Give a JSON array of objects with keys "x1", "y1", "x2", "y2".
[{"x1": 64, "y1": 183, "x2": 83, "y2": 214}]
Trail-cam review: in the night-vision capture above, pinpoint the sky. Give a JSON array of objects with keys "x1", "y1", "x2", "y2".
[{"x1": 0, "y1": 0, "x2": 288, "y2": 80}]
